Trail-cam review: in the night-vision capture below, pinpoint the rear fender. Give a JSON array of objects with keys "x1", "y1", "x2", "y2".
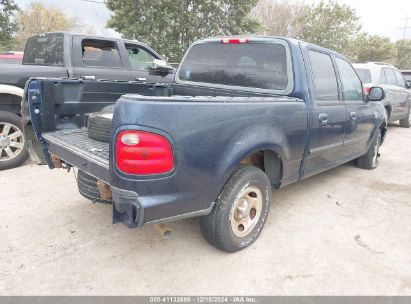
[
  {"x1": 215, "y1": 125, "x2": 286, "y2": 194},
  {"x1": 0, "y1": 84, "x2": 24, "y2": 97},
  {"x1": 0, "y1": 85, "x2": 24, "y2": 115}
]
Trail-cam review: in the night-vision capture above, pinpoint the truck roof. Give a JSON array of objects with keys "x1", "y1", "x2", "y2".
[{"x1": 32, "y1": 32, "x2": 140, "y2": 44}]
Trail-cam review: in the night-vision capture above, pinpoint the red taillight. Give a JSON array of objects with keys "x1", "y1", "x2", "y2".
[
  {"x1": 363, "y1": 85, "x2": 372, "y2": 95},
  {"x1": 221, "y1": 38, "x2": 249, "y2": 44},
  {"x1": 116, "y1": 130, "x2": 174, "y2": 175}
]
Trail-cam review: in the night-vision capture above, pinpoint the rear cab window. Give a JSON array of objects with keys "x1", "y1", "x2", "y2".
[
  {"x1": 177, "y1": 38, "x2": 293, "y2": 94},
  {"x1": 23, "y1": 33, "x2": 64, "y2": 66},
  {"x1": 81, "y1": 39, "x2": 122, "y2": 68}
]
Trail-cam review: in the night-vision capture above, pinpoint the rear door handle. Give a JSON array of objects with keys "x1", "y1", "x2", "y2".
[
  {"x1": 318, "y1": 113, "x2": 329, "y2": 125},
  {"x1": 136, "y1": 77, "x2": 147, "y2": 81},
  {"x1": 350, "y1": 112, "x2": 357, "y2": 120}
]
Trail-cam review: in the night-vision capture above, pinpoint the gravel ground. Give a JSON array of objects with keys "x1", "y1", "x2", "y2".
[{"x1": 1, "y1": 124, "x2": 410, "y2": 295}]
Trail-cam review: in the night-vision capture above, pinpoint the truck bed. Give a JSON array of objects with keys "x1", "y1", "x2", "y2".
[{"x1": 42, "y1": 129, "x2": 110, "y2": 182}]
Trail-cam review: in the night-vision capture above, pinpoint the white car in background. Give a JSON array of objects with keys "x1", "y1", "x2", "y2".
[{"x1": 354, "y1": 62, "x2": 411, "y2": 128}]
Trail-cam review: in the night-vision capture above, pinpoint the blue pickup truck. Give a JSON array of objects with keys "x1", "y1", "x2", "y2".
[{"x1": 24, "y1": 36, "x2": 387, "y2": 252}]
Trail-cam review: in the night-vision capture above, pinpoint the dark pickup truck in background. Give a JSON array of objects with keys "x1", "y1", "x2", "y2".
[
  {"x1": 0, "y1": 32, "x2": 174, "y2": 170},
  {"x1": 24, "y1": 36, "x2": 387, "y2": 252}
]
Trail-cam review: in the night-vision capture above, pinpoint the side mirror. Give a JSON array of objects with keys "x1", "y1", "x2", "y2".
[
  {"x1": 406, "y1": 80, "x2": 411, "y2": 89},
  {"x1": 152, "y1": 59, "x2": 174, "y2": 72},
  {"x1": 367, "y1": 87, "x2": 385, "y2": 102}
]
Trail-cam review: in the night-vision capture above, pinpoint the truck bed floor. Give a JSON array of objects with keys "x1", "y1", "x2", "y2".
[{"x1": 42, "y1": 129, "x2": 110, "y2": 182}]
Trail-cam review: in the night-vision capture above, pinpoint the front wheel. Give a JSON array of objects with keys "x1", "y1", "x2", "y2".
[
  {"x1": 200, "y1": 165, "x2": 272, "y2": 253},
  {"x1": 356, "y1": 129, "x2": 381, "y2": 170},
  {"x1": 0, "y1": 111, "x2": 28, "y2": 170}
]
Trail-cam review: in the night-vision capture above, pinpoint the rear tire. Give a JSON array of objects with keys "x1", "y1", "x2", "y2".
[
  {"x1": 0, "y1": 111, "x2": 28, "y2": 170},
  {"x1": 399, "y1": 108, "x2": 410, "y2": 128},
  {"x1": 200, "y1": 165, "x2": 272, "y2": 253},
  {"x1": 356, "y1": 129, "x2": 381, "y2": 170},
  {"x1": 77, "y1": 170, "x2": 112, "y2": 204}
]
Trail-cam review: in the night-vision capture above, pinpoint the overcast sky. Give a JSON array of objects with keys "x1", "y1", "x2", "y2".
[{"x1": 13, "y1": 0, "x2": 411, "y2": 41}]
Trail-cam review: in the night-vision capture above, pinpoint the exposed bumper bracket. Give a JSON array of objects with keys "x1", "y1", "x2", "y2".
[{"x1": 111, "y1": 187, "x2": 144, "y2": 229}]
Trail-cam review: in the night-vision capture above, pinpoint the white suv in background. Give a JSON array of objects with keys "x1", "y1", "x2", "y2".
[{"x1": 354, "y1": 62, "x2": 411, "y2": 128}]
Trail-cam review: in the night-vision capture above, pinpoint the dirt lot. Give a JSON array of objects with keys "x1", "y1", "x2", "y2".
[{"x1": 1, "y1": 124, "x2": 411, "y2": 295}]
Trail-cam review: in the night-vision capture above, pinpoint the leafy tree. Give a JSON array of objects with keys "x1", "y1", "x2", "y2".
[
  {"x1": 14, "y1": 2, "x2": 77, "y2": 50},
  {"x1": 345, "y1": 33, "x2": 396, "y2": 63},
  {"x1": 0, "y1": 0, "x2": 19, "y2": 50},
  {"x1": 395, "y1": 39, "x2": 411, "y2": 70},
  {"x1": 106, "y1": 0, "x2": 260, "y2": 62},
  {"x1": 250, "y1": 0, "x2": 308, "y2": 37},
  {"x1": 297, "y1": 0, "x2": 361, "y2": 53}
]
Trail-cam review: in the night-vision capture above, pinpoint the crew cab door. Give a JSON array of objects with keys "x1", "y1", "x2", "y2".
[
  {"x1": 72, "y1": 36, "x2": 130, "y2": 81},
  {"x1": 379, "y1": 67, "x2": 408, "y2": 120},
  {"x1": 334, "y1": 56, "x2": 374, "y2": 156},
  {"x1": 393, "y1": 69, "x2": 410, "y2": 117},
  {"x1": 303, "y1": 49, "x2": 347, "y2": 177}
]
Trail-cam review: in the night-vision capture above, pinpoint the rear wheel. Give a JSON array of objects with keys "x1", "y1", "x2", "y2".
[
  {"x1": 357, "y1": 129, "x2": 381, "y2": 170},
  {"x1": 200, "y1": 165, "x2": 272, "y2": 253},
  {"x1": 0, "y1": 111, "x2": 28, "y2": 170}
]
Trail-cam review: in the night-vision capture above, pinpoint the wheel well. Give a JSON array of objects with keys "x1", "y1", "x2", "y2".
[
  {"x1": 0, "y1": 93, "x2": 22, "y2": 116},
  {"x1": 239, "y1": 150, "x2": 283, "y2": 187}
]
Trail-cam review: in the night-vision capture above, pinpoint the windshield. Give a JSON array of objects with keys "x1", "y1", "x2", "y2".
[
  {"x1": 23, "y1": 33, "x2": 64, "y2": 66},
  {"x1": 355, "y1": 68, "x2": 372, "y2": 84},
  {"x1": 178, "y1": 42, "x2": 289, "y2": 91}
]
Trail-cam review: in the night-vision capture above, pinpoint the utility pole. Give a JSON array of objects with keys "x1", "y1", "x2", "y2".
[{"x1": 401, "y1": 15, "x2": 411, "y2": 40}]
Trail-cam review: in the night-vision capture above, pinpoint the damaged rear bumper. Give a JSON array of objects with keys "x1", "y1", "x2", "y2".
[{"x1": 111, "y1": 187, "x2": 144, "y2": 228}]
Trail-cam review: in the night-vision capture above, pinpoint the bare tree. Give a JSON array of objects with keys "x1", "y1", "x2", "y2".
[
  {"x1": 14, "y1": 2, "x2": 95, "y2": 50},
  {"x1": 250, "y1": 0, "x2": 308, "y2": 37}
]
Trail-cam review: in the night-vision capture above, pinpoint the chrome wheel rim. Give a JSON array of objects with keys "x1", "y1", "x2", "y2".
[
  {"x1": 372, "y1": 136, "x2": 380, "y2": 167},
  {"x1": 0, "y1": 122, "x2": 24, "y2": 162},
  {"x1": 230, "y1": 186, "x2": 263, "y2": 238}
]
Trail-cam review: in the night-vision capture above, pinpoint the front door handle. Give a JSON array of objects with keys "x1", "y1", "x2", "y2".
[
  {"x1": 350, "y1": 112, "x2": 358, "y2": 120},
  {"x1": 318, "y1": 113, "x2": 329, "y2": 125},
  {"x1": 82, "y1": 75, "x2": 96, "y2": 80},
  {"x1": 136, "y1": 77, "x2": 147, "y2": 81}
]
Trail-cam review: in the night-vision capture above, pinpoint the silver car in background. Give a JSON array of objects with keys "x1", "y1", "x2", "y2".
[{"x1": 354, "y1": 62, "x2": 411, "y2": 128}]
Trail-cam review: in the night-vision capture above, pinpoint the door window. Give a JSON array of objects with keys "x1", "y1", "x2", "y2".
[
  {"x1": 126, "y1": 44, "x2": 156, "y2": 70},
  {"x1": 394, "y1": 70, "x2": 407, "y2": 88},
  {"x1": 81, "y1": 39, "x2": 122, "y2": 68},
  {"x1": 335, "y1": 57, "x2": 363, "y2": 101},
  {"x1": 381, "y1": 68, "x2": 397, "y2": 85},
  {"x1": 308, "y1": 50, "x2": 339, "y2": 101},
  {"x1": 355, "y1": 68, "x2": 372, "y2": 84}
]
